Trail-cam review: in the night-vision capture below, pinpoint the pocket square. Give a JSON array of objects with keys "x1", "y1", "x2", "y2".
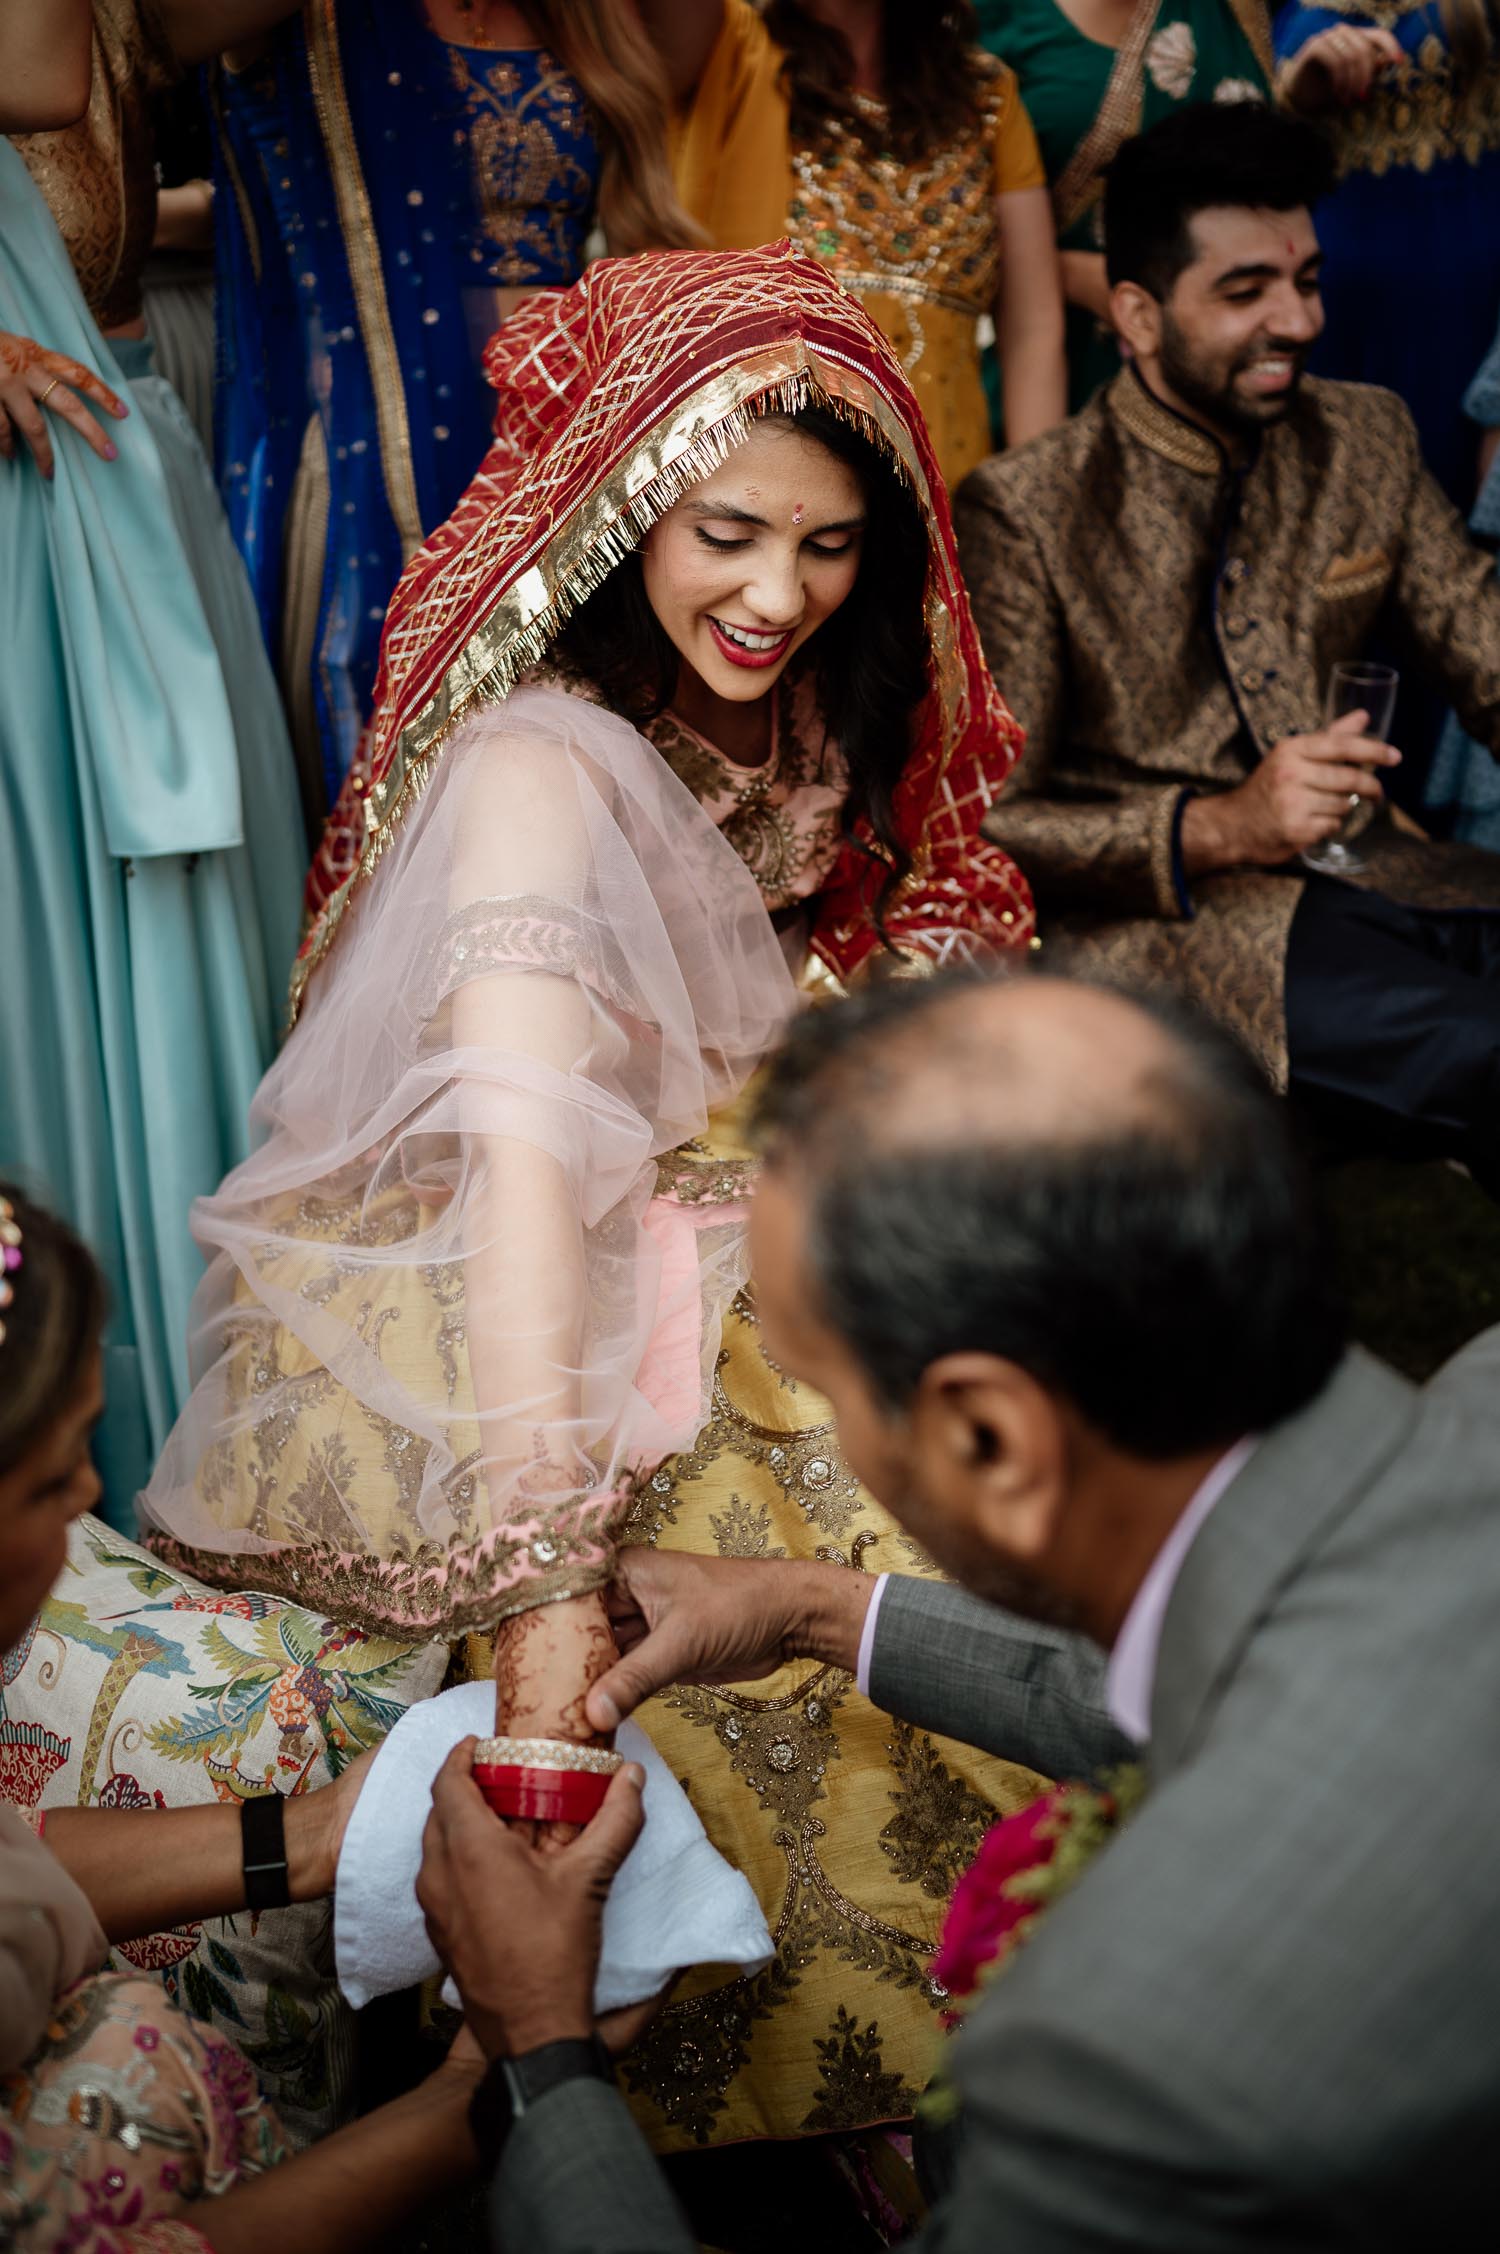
[{"x1": 1316, "y1": 547, "x2": 1390, "y2": 599}]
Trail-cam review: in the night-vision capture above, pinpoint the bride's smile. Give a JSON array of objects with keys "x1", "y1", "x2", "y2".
[{"x1": 641, "y1": 419, "x2": 866, "y2": 757}]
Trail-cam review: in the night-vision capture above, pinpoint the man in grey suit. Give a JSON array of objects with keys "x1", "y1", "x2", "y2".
[{"x1": 417, "y1": 971, "x2": 1500, "y2": 2250}]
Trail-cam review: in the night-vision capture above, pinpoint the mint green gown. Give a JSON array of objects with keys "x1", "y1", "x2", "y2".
[{"x1": 0, "y1": 143, "x2": 303, "y2": 1521}]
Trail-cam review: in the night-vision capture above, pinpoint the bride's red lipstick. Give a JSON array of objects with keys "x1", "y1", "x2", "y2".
[{"x1": 707, "y1": 616, "x2": 793, "y2": 670}]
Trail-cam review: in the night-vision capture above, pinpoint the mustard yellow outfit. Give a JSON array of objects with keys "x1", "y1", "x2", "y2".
[{"x1": 672, "y1": 0, "x2": 1046, "y2": 489}]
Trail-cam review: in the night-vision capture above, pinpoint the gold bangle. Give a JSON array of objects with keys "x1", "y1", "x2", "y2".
[{"x1": 472, "y1": 1735, "x2": 622, "y2": 1777}]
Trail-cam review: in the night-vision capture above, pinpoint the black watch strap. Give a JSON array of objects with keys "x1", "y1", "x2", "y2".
[
  {"x1": 468, "y1": 2034, "x2": 614, "y2": 2171},
  {"x1": 241, "y1": 1789, "x2": 291, "y2": 1911}
]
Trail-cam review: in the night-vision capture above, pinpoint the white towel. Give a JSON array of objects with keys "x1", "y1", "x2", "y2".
[{"x1": 334, "y1": 1681, "x2": 774, "y2": 2012}]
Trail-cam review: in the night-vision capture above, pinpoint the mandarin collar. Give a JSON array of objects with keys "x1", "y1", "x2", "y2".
[{"x1": 1109, "y1": 364, "x2": 1241, "y2": 479}]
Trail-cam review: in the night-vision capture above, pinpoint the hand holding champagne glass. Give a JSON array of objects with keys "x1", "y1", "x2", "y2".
[{"x1": 1302, "y1": 661, "x2": 1399, "y2": 875}]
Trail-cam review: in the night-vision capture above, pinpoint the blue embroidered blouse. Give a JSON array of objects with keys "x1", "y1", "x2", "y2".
[{"x1": 213, "y1": 2, "x2": 601, "y2": 809}]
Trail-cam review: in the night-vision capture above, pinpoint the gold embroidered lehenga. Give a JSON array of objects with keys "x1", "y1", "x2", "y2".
[{"x1": 142, "y1": 244, "x2": 1047, "y2": 2147}]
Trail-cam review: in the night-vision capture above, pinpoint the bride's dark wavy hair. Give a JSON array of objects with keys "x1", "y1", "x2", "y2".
[{"x1": 552, "y1": 402, "x2": 931, "y2": 931}]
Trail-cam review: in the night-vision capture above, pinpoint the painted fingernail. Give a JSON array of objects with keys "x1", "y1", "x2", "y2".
[{"x1": 104, "y1": 441, "x2": 118, "y2": 460}]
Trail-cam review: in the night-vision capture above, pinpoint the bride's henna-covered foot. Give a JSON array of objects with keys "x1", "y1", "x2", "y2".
[
  {"x1": 491, "y1": 1588, "x2": 618, "y2": 1745},
  {"x1": 491, "y1": 1590, "x2": 621, "y2": 1851}
]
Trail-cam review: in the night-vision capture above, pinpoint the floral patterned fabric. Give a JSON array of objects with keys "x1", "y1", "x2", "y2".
[
  {"x1": 0, "y1": 1970, "x2": 283, "y2": 2253},
  {"x1": 0, "y1": 1516, "x2": 448, "y2": 2144}
]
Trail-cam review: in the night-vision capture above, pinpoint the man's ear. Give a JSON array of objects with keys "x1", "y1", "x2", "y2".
[
  {"x1": 910, "y1": 1353, "x2": 1067, "y2": 1564},
  {"x1": 1110, "y1": 279, "x2": 1163, "y2": 364}
]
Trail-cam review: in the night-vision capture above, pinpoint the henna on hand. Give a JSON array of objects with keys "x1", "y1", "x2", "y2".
[{"x1": 0, "y1": 328, "x2": 127, "y2": 477}]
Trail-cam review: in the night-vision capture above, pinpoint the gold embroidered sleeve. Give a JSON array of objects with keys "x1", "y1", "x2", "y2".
[
  {"x1": 955, "y1": 469, "x2": 1191, "y2": 923},
  {"x1": 1385, "y1": 409, "x2": 1500, "y2": 761}
]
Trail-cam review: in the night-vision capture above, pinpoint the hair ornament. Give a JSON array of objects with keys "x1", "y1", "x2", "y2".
[{"x1": 0, "y1": 1195, "x2": 22, "y2": 1346}]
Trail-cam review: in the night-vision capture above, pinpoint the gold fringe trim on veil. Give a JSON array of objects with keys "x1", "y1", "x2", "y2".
[{"x1": 287, "y1": 348, "x2": 960, "y2": 1026}]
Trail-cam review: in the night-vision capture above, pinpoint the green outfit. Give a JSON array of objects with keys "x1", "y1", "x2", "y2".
[{"x1": 976, "y1": 0, "x2": 1271, "y2": 411}]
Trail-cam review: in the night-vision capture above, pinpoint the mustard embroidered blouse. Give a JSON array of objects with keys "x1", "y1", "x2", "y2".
[{"x1": 672, "y1": 0, "x2": 1046, "y2": 488}]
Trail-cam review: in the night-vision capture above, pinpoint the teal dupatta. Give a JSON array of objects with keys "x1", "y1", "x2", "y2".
[{"x1": 0, "y1": 141, "x2": 302, "y2": 1522}]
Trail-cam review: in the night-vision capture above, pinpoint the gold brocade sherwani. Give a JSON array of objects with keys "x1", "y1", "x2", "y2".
[{"x1": 956, "y1": 370, "x2": 1500, "y2": 1083}]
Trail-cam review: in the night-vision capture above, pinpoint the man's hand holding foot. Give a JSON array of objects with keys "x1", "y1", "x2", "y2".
[{"x1": 584, "y1": 1550, "x2": 879, "y2": 1733}]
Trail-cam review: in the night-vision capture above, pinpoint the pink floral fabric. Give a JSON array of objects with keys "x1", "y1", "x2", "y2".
[
  {"x1": 930, "y1": 1791, "x2": 1061, "y2": 2018},
  {"x1": 0, "y1": 1970, "x2": 286, "y2": 2252}
]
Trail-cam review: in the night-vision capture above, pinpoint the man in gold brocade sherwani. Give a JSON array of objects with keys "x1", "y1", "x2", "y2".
[{"x1": 956, "y1": 102, "x2": 1500, "y2": 1191}]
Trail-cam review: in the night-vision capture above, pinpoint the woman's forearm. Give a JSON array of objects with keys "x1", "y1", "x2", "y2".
[
  {"x1": 450, "y1": 959, "x2": 623, "y2": 1749},
  {"x1": 0, "y1": 0, "x2": 92, "y2": 130},
  {"x1": 1001, "y1": 332, "x2": 1068, "y2": 447},
  {"x1": 197, "y1": 2061, "x2": 480, "y2": 2254},
  {"x1": 463, "y1": 1123, "x2": 629, "y2": 1750},
  {"x1": 154, "y1": 180, "x2": 215, "y2": 255},
  {"x1": 1059, "y1": 249, "x2": 1112, "y2": 323},
  {"x1": 995, "y1": 188, "x2": 1069, "y2": 446},
  {"x1": 463, "y1": 1136, "x2": 588, "y2": 1484},
  {"x1": 42, "y1": 1791, "x2": 338, "y2": 1945}
]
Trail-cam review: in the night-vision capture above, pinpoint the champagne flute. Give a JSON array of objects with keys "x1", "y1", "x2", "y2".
[{"x1": 1302, "y1": 661, "x2": 1398, "y2": 876}]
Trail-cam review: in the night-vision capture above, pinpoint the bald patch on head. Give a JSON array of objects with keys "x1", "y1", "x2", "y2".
[{"x1": 795, "y1": 976, "x2": 1190, "y2": 1164}]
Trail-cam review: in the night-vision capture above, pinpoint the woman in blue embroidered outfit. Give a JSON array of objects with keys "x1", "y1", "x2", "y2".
[
  {"x1": 1274, "y1": 0, "x2": 1500, "y2": 511},
  {"x1": 142, "y1": 243, "x2": 1050, "y2": 2147},
  {"x1": 211, "y1": 0, "x2": 705, "y2": 829},
  {"x1": 1426, "y1": 316, "x2": 1500, "y2": 845}
]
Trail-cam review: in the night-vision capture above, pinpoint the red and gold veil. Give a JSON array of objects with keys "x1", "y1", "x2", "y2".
[{"x1": 294, "y1": 241, "x2": 1034, "y2": 1023}]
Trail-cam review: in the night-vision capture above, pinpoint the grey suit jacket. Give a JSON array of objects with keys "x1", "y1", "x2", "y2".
[{"x1": 490, "y1": 1337, "x2": 1500, "y2": 2250}]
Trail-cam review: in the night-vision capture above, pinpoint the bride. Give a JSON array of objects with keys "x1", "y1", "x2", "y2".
[{"x1": 142, "y1": 242, "x2": 1045, "y2": 2148}]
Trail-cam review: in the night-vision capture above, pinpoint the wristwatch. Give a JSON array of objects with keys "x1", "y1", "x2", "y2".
[
  {"x1": 240, "y1": 1789, "x2": 291, "y2": 1911},
  {"x1": 468, "y1": 2034, "x2": 615, "y2": 2169}
]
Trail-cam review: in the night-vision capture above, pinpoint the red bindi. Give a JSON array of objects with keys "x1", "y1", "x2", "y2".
[{"x1": 792, "y1": 502, "x2": 806, "y2": 524}]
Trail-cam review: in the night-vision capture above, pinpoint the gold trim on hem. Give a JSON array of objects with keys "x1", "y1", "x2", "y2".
[
  {"x1": 472, "y1": 1737, "x2": 624, "y2": 1775},
  {"x1": 1228, "y1": 0, "x2": 1275, "y2": 85},
  {"x1": 1052, "y1": 0, "x2": 1164, "y2": 234},
  {"x1": 209, "y1": 67, "x2": 262, "y2": 287},
  {"x1": 143, "y1": 1530, "x2": 615, "y2": 1644},
  {"x1": 306, "y1": 0, "x2": 424, "y2": 563}
]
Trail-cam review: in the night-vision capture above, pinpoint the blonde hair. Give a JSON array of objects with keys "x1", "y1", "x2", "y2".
[{"x1": 531, "y1": 1, "x2": 704, "y2": 253}]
